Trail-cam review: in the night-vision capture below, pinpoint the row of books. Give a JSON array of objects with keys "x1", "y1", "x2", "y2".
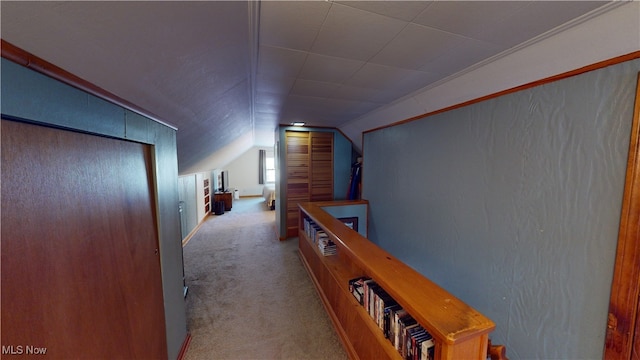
[
  {"x1": 349, "y1": 277, "x2": 435, "y2": 360},
  {"x1": 303, "y1": 217, "x2": 337, "y2": 256},
  {"x1": 318, "y1": 236, "x2": 336, "y2": 256},
  {"x1": 303, "y1": 217, "x2": 323, "y2": 243}
]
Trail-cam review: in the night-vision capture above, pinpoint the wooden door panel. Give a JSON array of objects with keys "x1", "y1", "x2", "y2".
[
  {"x1": 311, "y1": 152, "x2": 332, "y2": 161},
  {"x1": 1, "y1": 119, "x2": 167, "y2": 359},
  {"x1": 310, "y1": 132, "x2": 333, "y2": 202},
  {"x1": 605, "y1": 73, "x2": 640, "y2": 360},
  {"x1": 286, "y1": 131, "x2": 310, "y2": 237}
]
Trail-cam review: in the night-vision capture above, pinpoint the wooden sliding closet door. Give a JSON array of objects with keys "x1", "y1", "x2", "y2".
[
  {"x1": 285, "y1": 131, "x2": 333, "y2": 238},
  {"x1": 1, "y1": 119, "x2": 167, "y2": 359},
  {"x1": 310, "y1": 132, "x2": 334, "y2": 201},
  {"x1": 285, "y1": 131, "x2": 310, "y2": 238}
]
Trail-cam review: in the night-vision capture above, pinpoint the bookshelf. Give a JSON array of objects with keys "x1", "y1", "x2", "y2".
[
  {"x1": 204, "y1": 179, "x2": 210, "y2": 214},
  {"x1": 298, "y1": 201, "x2": 496, "y2": 360}
]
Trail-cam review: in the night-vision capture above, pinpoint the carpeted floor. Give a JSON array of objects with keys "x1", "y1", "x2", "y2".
[{"x1": 183, "y1": 197, "x2": 348, "y2": 360}]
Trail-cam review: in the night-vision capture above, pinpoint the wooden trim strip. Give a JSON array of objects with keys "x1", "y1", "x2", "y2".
[
  {"x1": 181, "y1": 214, "x2": 210, "y2": 247},
  {"x1": 364, "y1": 51, "x2": 640, "y2": 135},
  {"x1": 176, "y1": 333, "x2": 192, "y2": 360},
  {"x1": 1, "y1": 39, "x2": 178, "y2": 130},
  {"x1": 604, "y1": 73, "x2": 640, "y2": 360}
]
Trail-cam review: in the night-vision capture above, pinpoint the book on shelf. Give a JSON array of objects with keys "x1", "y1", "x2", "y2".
[
  {"x1": 384, "y1": 303, "x2": 402, "y2": 340},
  {"x1": 363, "y1": 278, "x2": 376, "y2": 311},
  {"x1": 403, "y1": 323, "x2": 421, "y2": 359},
  {"x1": 317, "y1": 236, "x2": 336, "y2": 256},
  {"x1": 415, "y1": 332, "x2": 434, "y2": 360},
  {"x1": 420, "y1": 334, "x2": 435, "y2": 360},
  {"x1": 406, "y1": 325, "x2": 426, "y2": 360},
  {"x1": 398, "y1": 315, "x2": 418, "y2": 357},
  {"x1": 303, "y1": 217, "x2": 324, "y2": 244},
  {"x1": 346, "y1": 275, "x2": 435, "y2": 360},
  {"x1": 367, "y1": 283, "x2": 382, "y2": 320},
  {"x1": 378, "y1": 291, "x2": 397, "y2": 332},
  {"x1": 392, "y1": 308, "x2": 408, "y2": 349},
  {"x1": 349, "y1": 277, "x2": 369, "y2": 305}
]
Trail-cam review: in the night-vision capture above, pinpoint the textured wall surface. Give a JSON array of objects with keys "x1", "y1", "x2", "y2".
[
  {"x1": 321, "y1": 203, "x2": 368, "y2": 238},
  {"x1": 363, "y1": 59, "x2": 639, "y2": 359}
]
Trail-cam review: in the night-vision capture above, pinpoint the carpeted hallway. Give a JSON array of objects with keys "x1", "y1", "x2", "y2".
[{"x1": 182, "y1": 197, "x2": 348, "y2": 360}]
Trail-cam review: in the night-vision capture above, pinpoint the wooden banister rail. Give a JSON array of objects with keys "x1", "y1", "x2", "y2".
[{"x1": 298, "y1": 201, "x2": 497, "y2": 360}]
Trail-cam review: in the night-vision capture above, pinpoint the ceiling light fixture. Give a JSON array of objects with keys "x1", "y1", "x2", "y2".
[{"x1": 291, "y1": 122, "x2": 305, "y2": 127}]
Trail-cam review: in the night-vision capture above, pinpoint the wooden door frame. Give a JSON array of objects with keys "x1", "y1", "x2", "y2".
[{"x1": 605, "y1": 73, "x2": 640, "y2": 359}]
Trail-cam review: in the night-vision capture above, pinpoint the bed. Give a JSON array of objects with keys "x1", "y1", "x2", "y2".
[{"x1": 262, "y1": 184, "x2": 276, "y2": 210}]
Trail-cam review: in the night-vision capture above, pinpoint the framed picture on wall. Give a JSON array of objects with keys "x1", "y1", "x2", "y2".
[{"x1": 338, "y1": 217, "x2": 358, "y2": 232}]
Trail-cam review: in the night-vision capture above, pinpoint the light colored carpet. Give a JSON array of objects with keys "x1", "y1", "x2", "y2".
[{"x1": 183, "y1": 198, "x2": 348, "y2": 360}]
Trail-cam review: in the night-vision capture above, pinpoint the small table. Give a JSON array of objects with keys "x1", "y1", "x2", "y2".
[{"x1": 214, "y1": 192, "x2": 233, "y2": 211}]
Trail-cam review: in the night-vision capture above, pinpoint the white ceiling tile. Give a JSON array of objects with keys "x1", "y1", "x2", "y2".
[
  {"x1": 258, "y1": 45, "x2": 308, "y2": 78},
  {"x1": 413, "y1": 1, "x2": 530, "y2": 40},
  {"x1": 256, "y1": 74, "x2": 296, "y2": 95},
  {"x1": 332, "y1": 85, "x2": 393, "y2": 104},
  {"x1": 335, "y1": 1, "x2": 433, "y2": 22},
  {"x1": 370, "y1": 23, "x2": 468, "y2": 70},
  {"x1": 386, "y1": 70, "x2": 442, "y2": 96},
  {"x1": 324, "y1": 98, "x2": 382, "y2": 114},
  {"x1": 298, "y1": 53, "x2": 365, "y2": 83},
  {"x1": 283, "y1": 95, "x2": 328, "y2": 110},
  {"x1": 420, "y1": 38, "x2": 507, "y2": 76},
  {"x1": 259, "y1": 1, "x2": 331, "y2": 51},
  {"x1": 345, "y1": 63, "x2": 421, "y2": 90},
  {"x1": 476, "y1": 1, "x2": 609, "y2": 47},
  {"x1": 291, "y1": 79, "x2": 341, "y2": 98},
  {"x1": 255, "y1": 102, "x2": 281, "y2": 114},
  {"x1": 311, "y1": 3, "x2": 407, "y2": 61},
  {"x1": 254, "y1": 113, "x2": 279, "y2": 126}
]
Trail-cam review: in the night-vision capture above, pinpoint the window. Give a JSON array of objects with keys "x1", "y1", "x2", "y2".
[
  {"x1": 266, "y1": 155, "x2": 275, "y2": 183},
  {"x1": 260, "y1": 149, "x2": 276, "y2": 184}
]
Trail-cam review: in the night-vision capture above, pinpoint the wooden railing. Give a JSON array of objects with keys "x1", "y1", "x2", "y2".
[{"x1": 298, "y1": 201, "x2": 505, "y2": 360}]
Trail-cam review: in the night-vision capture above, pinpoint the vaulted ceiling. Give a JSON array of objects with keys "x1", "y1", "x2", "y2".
[{"x1": 0, "y1": 1, "x2": 622, "y2": 174}]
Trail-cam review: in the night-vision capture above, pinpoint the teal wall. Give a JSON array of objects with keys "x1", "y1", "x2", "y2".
[
  {"x1": 1, "y1": 58, "x2": 188, "y2": 359},
  {"x1": 321, "y1": 203, "x2": 368, "y2": 238},
  {"x1": 362, "y1": 59, "x2": 640, "y2": 359},
  {"x1": 276, "y1": 126, "x2": 353, "y2": 238}
]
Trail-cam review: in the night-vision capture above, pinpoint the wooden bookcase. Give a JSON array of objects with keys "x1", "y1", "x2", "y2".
[
  {"x1": 298, "y1": 201, "x2": 495, "y2": 360},
  {"x1": 204, "y1": 178, "x2": 210, "y2": 213}
]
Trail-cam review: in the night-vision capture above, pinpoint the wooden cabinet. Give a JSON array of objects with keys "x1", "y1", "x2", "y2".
[
  {"x1": 285, "y1": 131, "x2": 333, "y2": 238},
  {"x1": 214, "y1": 192, "x2": 233, "y2": 211},
  {"x1": 298, "y1": 201, "x2": 495, "y2": 360}
]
